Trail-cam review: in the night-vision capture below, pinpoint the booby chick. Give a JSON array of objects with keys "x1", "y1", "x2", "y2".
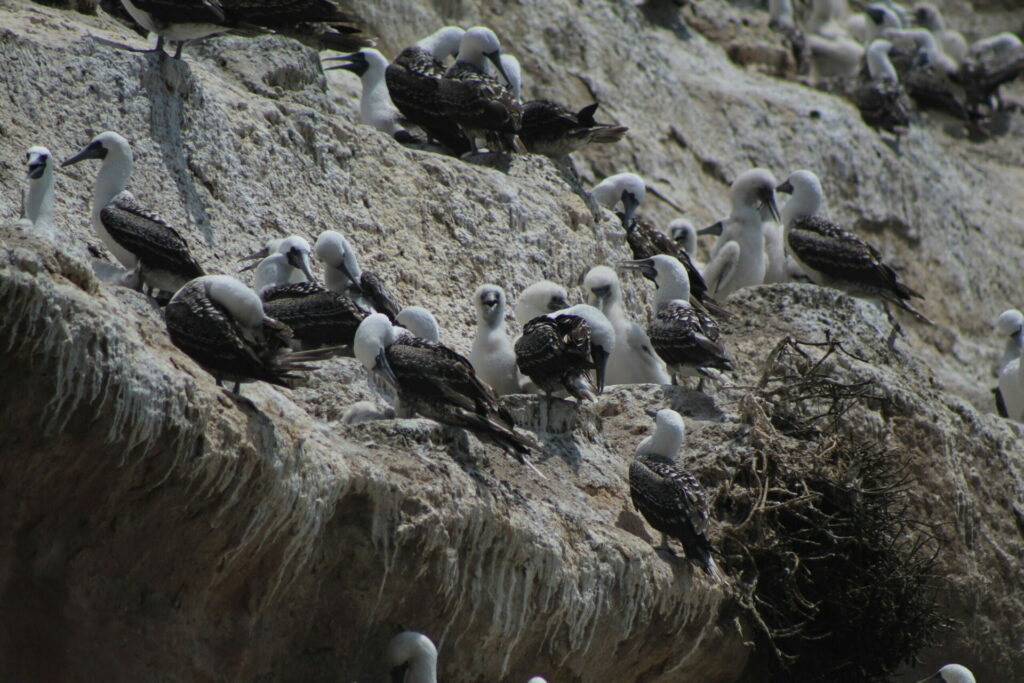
[
  {"x1": 437, "y1": 26, "x2": 523, "y2": 153},
  {"x1": 916, "y1": 663, "x2": 976, "y2": 683},
  {"x1": 244, "y1": 237, "x2": 366, "y2": 351},
  {"x1": 864, "y1": 3, "x2": 903, "y2": 43},
  {"x1": 959, "y1": 32, "x2": 1024, "y2": 115},
  {"x1": 386, "y1": 631, "x2": 438, "y2": 683},
  {"x1": 992, "y1": 309, "x2": 1023, "y2": 418},
  {"x1": 855, "y1": 39, "x2": 914, "y2": 146},
  {"x1": 630, "y1": 408, "x2": 726, "y2": 581},
  {"x1": 519, "y1": 101, "x2": 628, "y2": 159},
  {"x1": 118, "y1": 0, "x2": 370, "y2": 59},
  {"x1": 22, "y1": 146, "x2": 55, "y2": 230},
  {"x1": 384, "y1": 26, "x2": 471, "y2": 155},
  {"x1": 620, "y1": 255, "x2": 731, "y2": 388},
  {"x1": 807, "y1": 34, "x2": 865, "y2": 81},
  {"x1": 514, "y1": 304, "x2": 614, "y2": 404},
  {"x1": 701, "y1": 169, "x2": 780, "y2": 300},
  {"x1": 913, "y1": 3, "x2": 967, "y2": 63},
  {"x1": 514, "y1": 280, "x2": 570, "y2": 326},
  {"x1": 591, "y1": 172, "x2": 724, "y2": 316},
  {"x1": 884, "y1": 28, "x2": 968, "y2": 118},
  {"x1": 668, "y1": 218, "x2": 701, "y2": 270},
  {"x1": 165, "y1": 275, "x2": 328, "y2": 393},
  {"x1": 584, "y1": 266, "x2": 669, "y2": 385},
  {"x1": 315, "y1": 229, "x2": 401, "y2": 321},
  {"x1": 778, "y1": 170, "x2": 926, "y2": 313},
  {"x1": 355, "y1": 314, "x2": 541, "y2": 471},
  {"x1": 471, "y1": 284, "x2": 524, "y2": 396},
  {"x1": 62, "y1": 131, "x2": 204, "y2": 296},
  {"x1": 324, "y1": 49, "x2": 415, "y2": 141},
  {"x1": 396, "y1": 306, "x2": 441, "y2": 343}
]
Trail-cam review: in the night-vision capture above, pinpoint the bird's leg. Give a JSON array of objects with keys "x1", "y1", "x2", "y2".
[
  {"x1": 658, "y1": 533, "x2": 676, "y2": 555},
  {"x1": 233, "y1": 381, "x2": 241, "y2": 394},
  {"x1": 215, "y1": 377, "x2": 224, "y2": 388},
  {"x1": 543, "y1": 394, "x2": 553, "y2": 434},
  {"x1": 697, "y1": 376, "x2": 706, "y2": 393},
  {"x1": 153, "y1": 35, "x2": 165, "y2": 53},
  {"x1": 884, "y1": 302, "x2": 903, "y2": 351},
  {"x1": 671, "y1": 372, "x2": 679, "y2": 386},
  {"x1": 173, "y1": 41, "x2": 185, "y2": 60}
]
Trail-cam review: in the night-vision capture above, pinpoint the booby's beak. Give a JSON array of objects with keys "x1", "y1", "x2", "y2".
[
  {"x1": 592, "y1": 346, "x2": 609, "y2": 393},
  {"x1": 374, "y1": 348, "x2": 398, "y2": 387},
  {"x1": 617, "y1": 259, "x2": 657, "y2": 282},
  {"x1": 760, "y1": 189, "x2": 781, "y2": 223},
  {"x1": 644, "y1": 408, "x2": 659, "y2": 418},
  {"x1": 288, "y1": 248, "x2": 315, "y2": 282},
  {"x1": 912, "y1": 49, "x2": 930, "y2": 68},
  {"x1": 61, "y1": 140, "x2": 107, "y2": 167},
  {"x1": 485, "y1": 49, "x2": 511, "y2": 86},
  {"x1": 620, "y1": 191, "x2": 640, "y2": 229},
  {"x1": 338, "y1": 258, "x2": 361, "y2": 290},
  {"x1": 390, "y1": 663, "x2": 410, "y2": 683},
  {"x1": 866, "y1": 6, "x2": 886, "y2": 24},
  {"x1": 323, "y1": 51, "x2": 368, "y2": 76},
  {"x1": 481, "y1": 291, "x2": 500, "y2": 309},
  {"x1": 26, "y1": 156, "x2": 48, "y2": 179},
  {"x1": 698, "y1": 220, "x2": 724, "y2": 236},
  {"x1": 590, "y1": 284, "x2": 611, "y2": 309},
  {"x1": 237, "y1": 246, "x2": 270, "y2": 271},
  {"x1": 548, "y1": 294, "x2": 570, "y2": 312},
  {"x1": 776, "y1": 179, "x2": 794, "y2": 195}
]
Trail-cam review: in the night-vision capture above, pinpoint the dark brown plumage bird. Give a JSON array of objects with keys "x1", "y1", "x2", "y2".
[{"x1": 519, "y1": 100, "x2": 628, "y2": 158}]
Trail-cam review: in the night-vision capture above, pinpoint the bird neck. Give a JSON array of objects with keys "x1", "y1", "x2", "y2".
[
  {"x1": 26, "y1": 169, "x2": 55, "y2": 228},
  {"x1": 360, "y1": 68, "x2": 394, "y2": 123},
  {"x1": 654, "y1": 268, "x2": 691, "y2": 307},
  {"x1": 636, "y1": 428, "x2": 683, "y2": 460},
  {"x1": 781, "y1": 188, "x2": 821, "y2": 228},
  {"x1": 254, "y1": 254, "x2": 294, "y2": 293},
  {"x1": 477, "y1": 310, "x2": 506, "y2": 334},
  {"x1": 93, "y1": 149, "x2": 132, "y2": 211},
  {"x1": 867, "y1": 45, "x2": 899, "y2": 81}
]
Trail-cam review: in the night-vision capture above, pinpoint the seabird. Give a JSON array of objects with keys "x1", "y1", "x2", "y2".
[
  {"x1": 22, "y1": 146, "x2": 55, "y2": 230},
  {"x1": 993, "y1": 309, "x2": 1023, "y2": 418},
  {"x1": 243, "y1": 238, "x2": 367, "y2": 351},
  {"x1": 864, "y1": 3, "x2": 903, "y2": 43},
  {"x1": 668, "y1": 218, "x2": 700, "y2": 266},
  {"x1": 514, "y1": 280, "x2": 570, "y2": 326},
  {"x1": 396, "y1": 306, "x2": 441, "y2": 343},
  {"x1": 807, "y1": 34, "x2": 865, "y2": 80},
  {"x1": 165, "y1": 275, "x2": 327, "y2": 393},
  {"x1": 62, "y1": 131, "x2": 204, "y2": 296},
  {"x1": 883, "y1": 28, "x2": 968, "y2": 118},
  {"x1": 629, "y1": 408, "x2": 726, "y2": 580},
  {"x1": 959, "y1": 32, "x2": 1024, "y2": 115},
  {"x1": 619, "y1": 255, "x2": 731, "y2": 388},
  {"x1": 514, "y1": 304, "x2": 613, "y2": 405},
  {"x1": 591, "y1": 172, "x2": 725, "y2": 316},
  {"x1": 315, "y1": 229, "x2": 401, "y2": 321},
  {"x1": 324, "y1": 49, "x2": 416, "y2": 141},
  {"x1": 913, "y1": 3, "x2": 967, "y2": 63},
  {"x1": 384, "y1": 26, "x2": 471, "y2": 155},
  {"x1": 355, "y1": 314, "x2": 540, "y2": 471},
  {"x1": 494, "y1": 53, "x2": 522, "y2": 101},
  {"x1": 915, "y1": 664, "x2": 976, "y2": 683},
  {"x1": 118, "y1": 0, "x2": 370, "y2": 59},
  {"x1": 518, "y1": 101, "x2": 628, "y2": 158},
  {"x1": 855, "y1": 39, "x2": 914, "y2": 146},
  {"x1": 583, "y1": 265, "x2": 669, "y2": 385},
  {"x1": 386, "y1": 631, "x2": 438, "y2": 683},
  {"x1": 437, "y1": 26, "x2": 523, "y2": 154},
  {"x1": 470, "y1": 284, "x2": 525, "y2": 396},
  {"x1": 701, "y1": 168, "x2": 780, "y2": 299},
  {"x1": 777, "y1": 169, "x2": 929, "y2": 335}
]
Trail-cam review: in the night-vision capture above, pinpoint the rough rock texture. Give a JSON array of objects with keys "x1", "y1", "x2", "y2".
[{"x1": 0, "y1": 0, "x2": 1022, "y2": 680}]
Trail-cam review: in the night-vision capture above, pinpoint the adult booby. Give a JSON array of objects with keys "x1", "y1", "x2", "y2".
[
  {"x1": 701, "y1": 169, "x2": 780, "y2": 300},
  {"x1": 514, "y1": 280, "x2": 570, "y2": 326},
  {"x1": 514, "y1": 305, "x2": 614, "y2": 404},
  {"x1": 884, "y1": 28, "x2": 968, "y2": 118},
  {"x1": 396, "y1": 306, "x2": 441, "y2": 343},
  {"x1": 915, "y1": 664, "x2": 976, "y2": 683},
  {"x1": 437, "y1": 26, "x2": 523, "y2": 154},
  {"x1": 324, "y1": 49, "x2": 414, "y2": 141},
  {"x1": 384, "y1": 26, "x2": 471, "y2": 155},
  {"x1": 118, "y1": 0, "x2": 370, "y2": 59},
  {"x1": 315, "y1": 229, "x2": 401, "y2": 321},
  {"x1": 165, "y1": 275, "x2": 328, "y2": 393},
  {"x1": 992, "y1": 309, "x2": 1023, "y2": 417},
  {"x1": 591, "y1": 172, "x2": 724, "y2": 316},
  {"x1": 355, "y1": 314, "x2": 540, "y2": 470},
  {"x1": 386, "y1": 631, "x2": 438, "y2": 683},
  {"x1": 583, "y1": 266, "x2": 669, "y2": 385},
  {"x1": 855, "y1": 39, "x2": 914, "y2": 145},
  {"x1": 913, "y1": 3, "x2": 967, "y2": 63},
  {"x1": 959, "y1": 32, "x2": 1024, "y2": 114},
  {"x1": 471, "y1": 284, "x2": 524, "y2": 396},
  {"x1": 518, "y1": 101, "x2": 628, "y2": 158},
  {"x1": 243, "y1": 238, "x2": 366, "y2": 351},
  {"x1": 619, "y1": 255, "x2": 731, "y2": 388},
  {"x1": 22, "y1": 146, "x2": 55, "y2": 229},
  {"x1": 777, "y1": 170, "x2": 928, "y2": 326},
  {"x1": 62, "y1": 131, "x2": 204, "y2": 296},
  {"x1": 629, "y1": 409, "x2": 725, "y2": 580}
]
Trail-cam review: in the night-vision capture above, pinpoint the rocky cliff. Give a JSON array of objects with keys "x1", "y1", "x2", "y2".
[{"x1": 0, "y1": 0, "x2": 1022, "y2": 680}]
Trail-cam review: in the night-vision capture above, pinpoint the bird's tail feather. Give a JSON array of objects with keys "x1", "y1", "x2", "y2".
[
  {"x1": 585, "y1": 125, "x2": 629, "y2": 144},
  {"x1": 884, "y1": 295, "x2": 934, "y2": 326}
]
